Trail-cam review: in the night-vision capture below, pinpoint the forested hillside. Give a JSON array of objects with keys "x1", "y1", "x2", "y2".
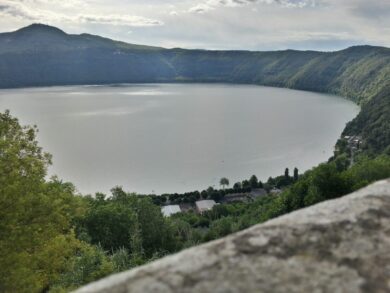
[
  {"x1": 343, "y1": 85, "x2": 390, "y2": 154},
  {"x1": 1, "y1": 24, "x2": 390, "y2": 292},
  {"x1": 1, "y1": 24, "x2": 389, "y2": 105},
  {"x1": 1, "y1": 24, "x2": 389, "y2": 153}
]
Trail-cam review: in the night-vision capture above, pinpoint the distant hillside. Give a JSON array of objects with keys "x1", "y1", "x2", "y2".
[
  {"x1": 0, "y1": 24, "x2": 389, "y2": 153},
  {"x1": 0, "y1": 24, "x2": 389, "y2": 103},
  {"x1": 343, "y1": 85, "x2": 390, "y2": 154}
]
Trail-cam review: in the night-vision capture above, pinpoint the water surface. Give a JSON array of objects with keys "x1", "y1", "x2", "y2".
[{"x1": 0, "y1": 84, "x2": 359, "y2": 194}]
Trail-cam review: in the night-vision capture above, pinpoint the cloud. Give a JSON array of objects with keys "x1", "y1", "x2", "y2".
[
  {"x1": 77, "y1": 15, "x2": 163, "y2": 27},
  {"x1": 0, "y1": 0, "x2": 163, "y2": 27},
  {"x1": 0, "y1": 0, "x2": 389, "y2": 51},
  {"x1": 189, "y1": 0, "x2": 319, "y2": 13},
  {"x1": 0, "y1": 3, "x2": 38, "y2": 20},
  {"x1": 346, "y1": 0, "x2": 390, "y2": 20},
  {"x1": 188, "y1": 4, "x2": 213, "y2": 13},
  {"x1": 284, "y1": 31, "x2": 354, "y2": 42}
]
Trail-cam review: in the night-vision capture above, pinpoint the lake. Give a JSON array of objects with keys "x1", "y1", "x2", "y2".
[{"x1": 0, "y1": 84, "x2": 359, "y2": 194}]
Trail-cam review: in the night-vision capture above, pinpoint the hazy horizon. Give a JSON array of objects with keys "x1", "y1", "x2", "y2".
[
  {"x1": 1, "y1": 0, "x2": 389, "y2": 51},
  {"x1": 4, "y1": 23, "x2": 389, "y2": 53}
]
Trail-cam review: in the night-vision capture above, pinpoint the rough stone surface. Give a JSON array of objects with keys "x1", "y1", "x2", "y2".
[{"x1": 75, "y1": 179, "x2": 390, "y2": 293}]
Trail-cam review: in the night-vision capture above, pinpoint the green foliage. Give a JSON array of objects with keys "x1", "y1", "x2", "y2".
[
  {"x1": 220, "y1": 177, "x2": 229, "y2": 189},
  {"x1": 1, "y1": 110, "x2": 389, "y2": 292},
  {"x1": 293, "y1": 167, "x2": 299, "y2": 181},
  {"x1": 343, "y1": 155, "x2": 390, "y2": 190},
  {"x1": 110, "y1": 248, "x2": 131, "y2": 272},
  {"x1": 49, "y1": 243, "x2": 114, "y2": 292},
  {"x1": 249, "y1": 175, "x2": 258, "y2": 188},
  {"x1": 206, "y1": 217, "x2": 236, "y2": 240},
  {"x1": 0, "y1": 111, "x2": 86, "y2": 292},
  {"x1": 343, "y1": 84, "x2": 390, "y2": 154},
  {"x1": 269, "y1": 155, "x2": 390, "y2": 217},
  {"x1": 1, "y1": 34, "x2": 389, "y2": 289},
  {"x1": 81, "y1": 199, "x2": 137, "y2": 252},
  {"x1": 267, "y1": 172, "x2": 294, "y2": 188},
  {"x1": 79, "y1": 188, "x2": 172, "y2": 256}
]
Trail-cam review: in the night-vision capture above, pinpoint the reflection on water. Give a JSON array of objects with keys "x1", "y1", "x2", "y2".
[{"x1": 0, "y1": 84, "x2": 359, "y2": 194}]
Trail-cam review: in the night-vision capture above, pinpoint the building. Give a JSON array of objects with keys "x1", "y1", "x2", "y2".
[
  {"x1": 161, "y1": 205, "x2": 181, "y2": 217},
  {"x1": 344, "y1": 135, "x2": 362, "y2": 149},
  {"x1": 195, "y1": 200, "x2": 217, "y2": 213},
  {"x1": 221, "y1": 193, "x2": 249, "y2": 203}
]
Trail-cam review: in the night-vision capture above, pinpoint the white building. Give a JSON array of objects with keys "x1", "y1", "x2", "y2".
[
  {"x1": 161, "y1": 205, "x2": 181, "y2": 217},
  {"x1": 195, "y1": 200, "x2": 217, "y2": 213}
]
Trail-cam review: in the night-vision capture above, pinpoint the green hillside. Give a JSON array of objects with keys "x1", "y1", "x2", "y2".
[
  {"x1": 1, "y1": 24, "x2": 390, "y2": 292},
  {"x1": 0, "y1": 25, "x2": 389, "y2": 104},
  {"x1": 1, "y1": 24, "x2": 389, "y2": 154}
]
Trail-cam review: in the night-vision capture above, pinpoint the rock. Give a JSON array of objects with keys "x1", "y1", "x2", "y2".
[{"x1": 75, "y1": 179, "x2": 390, "y2": 293}]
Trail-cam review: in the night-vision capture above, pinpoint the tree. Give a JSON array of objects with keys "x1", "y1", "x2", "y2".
[
  {"x1": 242, "y1": 179, "x2": 251, "y2": 189},
  {"x1": 207, "y1": 186, "x2": 215, "y2": 197},
  {"x1": 293, "y1": 167, "x2": 299, "y2": 181},
  {"x1": 50, "y1": 243, "x2": 114, "y2": 291},
  {"x1": 82, "y1": 200, "x2": 137, "y2": 251},
  {"x1": 285, "y1": 168, "x2": 290, "y2": 179},
  {"x1": 82, "y1": 191, "x2": 170, "y2": 256},
  {"x1": 220, "y1": 177, "x2": 229, "y2": 190},
  {"x1": 249, "y1": 175, "x2": 258, "y2": 188},
  {"x1": 208, "y1": 217, "x2": 235, "y2": 239},
  {"x1": 267, "y1": 177, "x2": 276, "y2": 186},
  {"x1": 0, "y1": 111, "x2": 82, "y2": 292},
  {"x1": 233, "y1": 182, "x2": 242, "y2": 190}
]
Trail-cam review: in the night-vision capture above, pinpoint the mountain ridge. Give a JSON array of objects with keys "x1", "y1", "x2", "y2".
[
  {"x1": 0, "y1": 24, "x2": 389, "y2": 154},
  {"x1": 4, "y1": 23, "x2": 389, "y2": 53},
  {"x1": 0, "y1": 24, "x2": 389, "y2": 106},
  {"x1": 0, "y1": 24, "x2": 389, "y2": 92}
]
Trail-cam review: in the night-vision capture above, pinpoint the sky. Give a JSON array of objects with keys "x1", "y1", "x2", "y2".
[{"x1": 0, "y1": 0, "x2": 389, "y2": 51}]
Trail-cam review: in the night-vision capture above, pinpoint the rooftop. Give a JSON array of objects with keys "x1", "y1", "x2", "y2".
[
  {"x1": 76, "y1": 179, "x2": 390, "y2": 293},
  {"x1": 195, "y1": 200, "x2": 217, "y2": 212},
  {"x1": 161, "y1": 205, "x2": 181, "y2": 217}
]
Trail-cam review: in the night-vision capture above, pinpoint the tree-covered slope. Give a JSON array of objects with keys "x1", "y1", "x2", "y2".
[
  {"x1": 0, "y1": 24, "x2": 389, "y2": 153},
  {"x1": 343, "y1": 85, "x2": 390, "y2": 154},
  {"x1": 1, "y1": 24, "x2": 390, "y2": 292},
  {"x1": 1, "y1": 24, "x2": 389, "y2": 103}
]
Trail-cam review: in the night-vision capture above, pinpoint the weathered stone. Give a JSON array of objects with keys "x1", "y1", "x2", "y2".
[{"x1": 75, "y1": 179, "x2": 390, "y2": 293}]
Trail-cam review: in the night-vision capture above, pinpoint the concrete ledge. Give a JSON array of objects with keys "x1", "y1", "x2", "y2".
[{"x1": 75, "y1": 179, "x2": 390, "y2": 293}]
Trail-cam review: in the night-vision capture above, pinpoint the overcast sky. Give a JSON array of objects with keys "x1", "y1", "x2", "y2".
[{"x1": 1, "y1": 0, "x2": 389, "y2": 51}]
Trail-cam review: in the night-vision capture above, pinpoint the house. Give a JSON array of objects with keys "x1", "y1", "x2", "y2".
[
  {"x1": 345, "y1": 135, "x2": 362, "y2": 149},
  {"x1": 220, "y1": 193, "x2": 249, "y2": 203},
  {"x1": 161, "y1": 205, "x2": 181, "y2": 217},
  {"x1": 195, "y1": 200, "x2": 217, "y2": 213}
]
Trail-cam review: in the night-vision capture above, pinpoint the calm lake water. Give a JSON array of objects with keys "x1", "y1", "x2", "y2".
[{"x1": 0, "y1": 84, "x2": 359, "y2": 194}]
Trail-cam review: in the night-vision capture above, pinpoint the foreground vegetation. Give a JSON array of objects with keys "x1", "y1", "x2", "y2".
[
  {"x1": 1, "y1": 24, "x2": 389, "y2": 293},
  {"x1": 1, "y1": 110, "x2": 389, "y2": 292}
]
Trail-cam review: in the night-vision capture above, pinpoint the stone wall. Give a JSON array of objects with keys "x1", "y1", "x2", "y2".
[{"x1": 75, "y1": 179, "x2": 390, "y2": 293}]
